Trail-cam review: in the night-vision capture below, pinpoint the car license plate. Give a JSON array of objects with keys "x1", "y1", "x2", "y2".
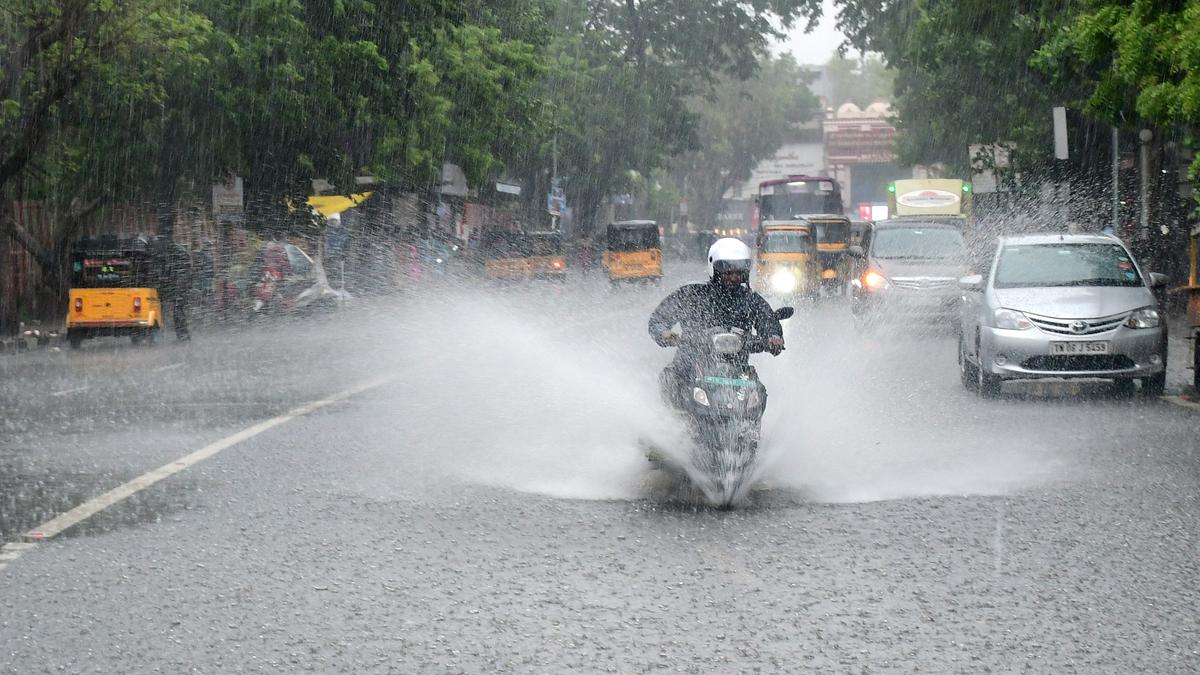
[{"x1": 1050, "y1": 341, "x2": 1109, "y2": 355}]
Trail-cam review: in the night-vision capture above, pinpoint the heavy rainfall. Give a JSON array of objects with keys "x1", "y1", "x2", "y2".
[{"x1": 1, "y1": 0, "x2": 1198, "y2": 672}]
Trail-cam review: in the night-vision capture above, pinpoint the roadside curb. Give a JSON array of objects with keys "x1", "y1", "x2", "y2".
[{"x1": 1162, "y1": 395, "x2": 1200, "y2": 412}]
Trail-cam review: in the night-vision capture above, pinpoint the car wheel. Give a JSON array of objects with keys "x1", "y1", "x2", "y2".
[
  {"x1": 958, "y1": 334, "x2": 979, "y2": 391},
  {"x1": 974, "y1": 337, "x2": 1002, "y2": 398},
  {"x1": 1140, "y1": 372, "x2": 1166, "y2": 397},
  {"x1": 67, "y1": 330, "x2": 83, "y2": 350}
]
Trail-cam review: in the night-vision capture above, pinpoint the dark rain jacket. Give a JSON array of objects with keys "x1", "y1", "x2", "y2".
[{"x1": 648, "y1": 281, "x2": 783, "y2": 367}]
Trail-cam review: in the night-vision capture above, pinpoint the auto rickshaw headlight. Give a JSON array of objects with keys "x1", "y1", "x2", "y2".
[
  {"x1": 692, "y1": 387, "x2": 711, "y2": 407},
  {"x1": 770, "y1": 269, "x2": 798, "y2": 293}
]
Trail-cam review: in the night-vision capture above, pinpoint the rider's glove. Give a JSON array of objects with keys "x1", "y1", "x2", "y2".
[
  {"x1": 767, "y1": 335, "x2": 785, "y2": 356},
  {"x1": 656, "y1": 330, "x2": 679, "y2": 347}
]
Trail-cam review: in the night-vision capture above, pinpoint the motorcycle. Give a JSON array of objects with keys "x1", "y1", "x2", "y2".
[{"x1": 647, "y1": 307, "x2": 793, "y2": 507}]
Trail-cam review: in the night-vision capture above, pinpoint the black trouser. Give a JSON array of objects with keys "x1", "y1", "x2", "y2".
[{"x1": 169, "y1": 293, "x2": 190, "y2": 339}]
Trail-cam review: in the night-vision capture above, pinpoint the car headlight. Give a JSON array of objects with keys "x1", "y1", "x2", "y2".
[
  {"x1": 1125, "y1": 307, "x2": 1161, "y2": 329},
  {"x1": 993, "y1": 308, "x2": 1033, "y2": 330},
  {"x1": 862, "y1": 269, "x2": 888, "y2": 291},
  {"x1": 770, "y1": 269, "x2": 798, "y2": 293},
  {"x1": 692, "y1": 387, "x2": 710, "y2": 407}
]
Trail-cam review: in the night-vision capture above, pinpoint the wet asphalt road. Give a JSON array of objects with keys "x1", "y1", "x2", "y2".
[{"x1": 1, "y1": 267, "x2": 1197, "y2": 673}]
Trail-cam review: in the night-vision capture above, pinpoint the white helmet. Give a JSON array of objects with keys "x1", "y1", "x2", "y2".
[{"x1": 707, "y1": 237, "x2": 752, "y2": 282}]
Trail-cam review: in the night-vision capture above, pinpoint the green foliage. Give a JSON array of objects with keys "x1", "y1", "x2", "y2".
[
  {"x1": 671, "y1": 55, "x2": 820, "y2": 229},
  {"x1": 1034, "y1": 0, "x2": 1200, "y2": 203},
  {"x1": 824, "y1": 53, "x2": 895, "y2": 108},
  {"x1": 836, "y1": 0, "x2": 1079, "y2": 173},
  {"x1": 2, "y1": 0, "x2": 830, "y2": 239}
]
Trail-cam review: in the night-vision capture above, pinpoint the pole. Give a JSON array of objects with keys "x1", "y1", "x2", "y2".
[
  {"x1": 1111, "y1": 127, "x2": 1120, "y2": 232},
  {"x1": 1139, "y1": 129, "x2": 1152, "y2": 242}
]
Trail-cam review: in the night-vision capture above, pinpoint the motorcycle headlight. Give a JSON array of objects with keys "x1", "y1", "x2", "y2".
[
  {"x1": 692, "y1": 387, "x2": 710, "y2": 407},
  {"x1": 770, "y1": 269, "x2": 798, "y2": 293},
  {"x1": 993, "y1": 308, "x2": 1033, "y2": 330},
  {"x1": 1125, "y1": 307, "x2": 1161, "y2": 329}
]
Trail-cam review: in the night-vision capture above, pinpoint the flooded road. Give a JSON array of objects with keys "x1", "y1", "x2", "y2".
[{"x1": 1, "y1": 268, "x2": 1197, "y2": 672}]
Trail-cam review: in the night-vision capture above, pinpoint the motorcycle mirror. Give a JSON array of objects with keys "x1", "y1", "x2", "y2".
[{"x1": 775, "y1": 307, "x2": 795, "y2": 320}]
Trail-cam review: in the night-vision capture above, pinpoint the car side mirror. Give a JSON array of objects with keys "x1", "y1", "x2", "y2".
[
  {"x1": 1147, "y1": 272, "x2": 1168, "y2": 288},
  {"x1": 958, "y1": 274, "x2": 983, "y2": 291},
  {"x1": 775, "y1": 307, "x2": 795, "y2": 321},
  {"x1": 848, "y1": 245, "x2": 865, "y2": 258}
]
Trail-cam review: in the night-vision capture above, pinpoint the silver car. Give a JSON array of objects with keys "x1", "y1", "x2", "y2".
[{"x1": 958, "y1": 233, "x2": 1168, "y2": 397}]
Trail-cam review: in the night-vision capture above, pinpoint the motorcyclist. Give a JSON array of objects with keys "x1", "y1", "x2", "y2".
[{"x1": 648, "y1": 238, "x2": 785, "y2": 405}]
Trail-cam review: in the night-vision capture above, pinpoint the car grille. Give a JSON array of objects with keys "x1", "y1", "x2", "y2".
[
  {"x1": 890, "y1": 277, "x2": 956, "y2": 291},
  {"x1": 1026, "y1": 312, "x2": 1127, "y2": 336},
  {"x1": 1020, "y1": 355, "x2": 1135, "y2": 371}
]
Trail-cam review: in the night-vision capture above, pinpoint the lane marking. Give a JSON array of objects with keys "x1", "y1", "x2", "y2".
[
  {"x1": 49, "y1": 386, "x2": 90, "y2": 397},
  {"x1": 1163, "y1": 395, "x2": 1200, "y2": 412},
  {"x1": 993, "y1": 503, "x2": 1005, "y2": 574},
  {"x1": 153, "y1": 363, "x2": 185, "y2": 373},
  {"x1": 2, "y1": 376, "x2": 394, "y2": 573}
]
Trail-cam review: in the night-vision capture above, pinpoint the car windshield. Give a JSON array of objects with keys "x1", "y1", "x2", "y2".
[
  {"x1": 871, "y1": 227, "x2": 965, "y2": 259},
  {"x1": 994, "y1": 243, "x2": 1143, "y2": 288},
  {"x1": 761, "y1": 231, "x2": 813, "y2": 253}
]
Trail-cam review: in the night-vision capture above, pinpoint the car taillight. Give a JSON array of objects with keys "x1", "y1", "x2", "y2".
[
  {"x1": 133, "y1": 297, "x2": 142, "y2": 312},
  {"x1": 552, "y1": 259, "x2": 564, "y2": 270},
  {"x1": 74, "y1": 298, "x2": 83, "y2": 313}
]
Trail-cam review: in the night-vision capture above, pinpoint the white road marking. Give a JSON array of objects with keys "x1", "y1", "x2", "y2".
[
  {"x1": 153, "y1": 362, "x2": 185, "y2": 372},
  {"x1": 993, "y1": 503, "x2": 1005, "y2": 574},
  {"x1": 2, "y1": 376, "x2": 393, "y2": 574},
  {"x1": 1163, "y1": 395, "x2": 1200, "y2": 412},
  {"x1": 48, "y1": 386, "x2": 90, "y2": 397},
  {"x1": 0, "y1": 542, "x2": 37, "y2": 574}
]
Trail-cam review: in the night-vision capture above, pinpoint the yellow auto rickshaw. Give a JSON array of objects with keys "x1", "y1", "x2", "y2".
[
  {"x1": 602, "y1": 220, "x2": 662, "y2": 284},
  {"x1": 482, "y1": 229, "x2": 567, "y2": 281},
  {"x1": 753, "y1": 224, "x2": 821, "y2": 299},
  {"x1": 805, "y1": 215, "x2": 852, "y2": 295},
  {"x1": 66, "y1": 234, "x2": 163, "y2": 348}
]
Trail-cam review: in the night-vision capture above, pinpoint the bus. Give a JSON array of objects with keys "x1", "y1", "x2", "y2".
[{"x1": 754, "y1": 176, "x2": 843, "y2": 229}]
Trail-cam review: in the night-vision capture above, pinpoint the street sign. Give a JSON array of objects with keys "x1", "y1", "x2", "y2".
[
  {"x1": 1053, "y1": 107, "x2": 1069, "y2": 160},
  {"x1": 212, "y1": 176, "x2": 244, "y2": 222},
  {"x1": 547, "y1": 187, "x2": 566, "y2": 216}
]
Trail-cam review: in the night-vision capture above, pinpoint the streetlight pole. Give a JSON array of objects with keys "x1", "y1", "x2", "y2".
[
  {"x1": 1111, "y1": 127, "x2": 1120, "y2": 232},
  {"x1": 1139, "y1": 128, "x2": 1153, "y2": 243}
]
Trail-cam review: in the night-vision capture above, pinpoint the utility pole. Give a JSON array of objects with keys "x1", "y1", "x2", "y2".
[
  {"x1": 1138, "y1": 128, "x2": 1153, "y2": 243},
  {"x1": 1111, "y1": 127, "x2": 1120, "y2": 233}
]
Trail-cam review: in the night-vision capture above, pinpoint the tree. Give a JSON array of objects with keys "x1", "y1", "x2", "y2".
[
  {"x1": 524, "y1": 0, "x2": 826, "y2": 232},
  {"x1": 833, "y1": 0, "x2": 1081, "y2": 173},
  {"x1": 824, "y1": 52, "x2": 895, "y2": 108},
  {"x1": 0, "y1": 0, "x2": 211, "y2": 293},
  {"x1": 1035, "y1": 0, "x2": 1200, "y2": 205},
  {"x1": 672, "y1": 55, "x2": 820, "y2": 229}
]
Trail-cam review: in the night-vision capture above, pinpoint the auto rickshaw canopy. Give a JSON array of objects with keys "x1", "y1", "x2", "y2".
[{"x1": 606, "y1": 220, "x2": 660, "y2": 251}]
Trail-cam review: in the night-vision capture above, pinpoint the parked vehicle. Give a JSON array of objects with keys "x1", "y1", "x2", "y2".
[
  {"x1": 848, "y1": 220, "x2": 968, "y2": 329},
  {"x1": 244, "y1": 241, "x2": 347, "y2": 316},
  {"x1": 603, "y1": 220, "x2": 662, "y2": 284},
  {"x1": 65, "y1": 234, "x2": 164, "y2": 348},
  {"x1": 481, "y1": 230, "x2": 567, "y2": 281},
  {"x1": 958, "y1": 233, "x2": 1168, "y2": 397}
]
